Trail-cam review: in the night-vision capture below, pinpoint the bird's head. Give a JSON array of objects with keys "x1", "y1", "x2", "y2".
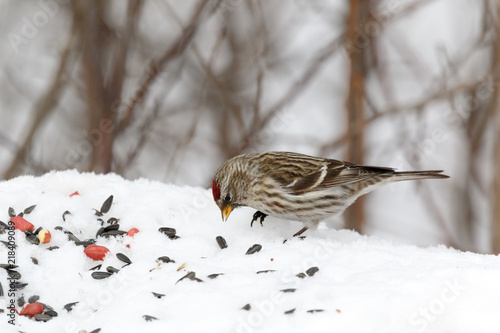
[{"x1": 212, "y1": 156, "x2": 254, "y2": 221}]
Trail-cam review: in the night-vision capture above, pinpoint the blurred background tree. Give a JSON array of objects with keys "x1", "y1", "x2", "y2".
[{"x1": 0, "y1": 0, "x2": 498, "y2": 253}]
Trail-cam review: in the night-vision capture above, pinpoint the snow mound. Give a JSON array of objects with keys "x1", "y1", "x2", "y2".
[{"x1": 0, "y1": 170, "x2": 498, "y2": 333}]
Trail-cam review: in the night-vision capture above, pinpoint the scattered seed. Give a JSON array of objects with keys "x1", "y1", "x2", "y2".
[
  {"x1": 34, "y1": 227, "x2": 42, "y2": 235},
  {"x1": 216, "y1": 236, "x2": 227, "y2": 249},
  {"x1": 96, "y1": 227, "x2": 105, "y2": 238},
  {"x1": 62, "y1": 210, "x2": 71, "y2": 221},
  {"x1": 34, "y1": 313, "x2": 52, "y2": 322},
  {"x1": 176, "y1": 263, "x2": 186, "y2": 271},
  {"x1": 17, "y1": 212, "x2": 24, "y2": 217},
  {"x1": 75, "y1": 240, "x2": 96, "y2": 247},
  {"x1": 104, "y1": 224, "x2": 120, "y2": 231},
  {"x1": 39, "y1": 302, "x2": 54, "y2": 311},
  {"x1": 89, "y1": 329, "x2": 101, "y2": 333},
  {"x1": 106, "y1": 266, "x2": 120, "y2": 274},
  {"x1": 94, "y1": 210, "x2": 103, "y2": 217},
  {"x1": 28, "y1": 295, "x2": 40, "y2": 303},
  {"x1": 207, "y1": 273, "x2": 224, "y2": 279},
  {"x1": 336, "y1": 309, "x2": 342, "y2": 313},
  {"x1": 256, "y1": 270, "x2": 276, "y2": 274},
  {"x1": 296, "y1": 273, "x2": 306, "y2": 279},
  {"x1": 284, "y1": 308, "x2": 296, "y2": 315},
  {"x1": 23, "y1": 205, "x2": 36, "y2": 214},
  {"x1": 67, "y1": 234, "x2": 81, "y2": 243},
  {"x1": 0, "y1": 282, "x2": 3, "y2": 297},
  {"x1": 143, "y1": 315, "x2": 158, "y2": 322},
  {"x1": 306, "y1": 266, "x2": 319, "y2": 276},
  {"x1": 158, "y1": 227, "x2": 177, "y2": 239},
  {"x1": 176, "y1": 271, "x2": 203, "y2": 284},
  {"x1": 0, "y1": 264, "x2": 18, "y2": 270},
  {"x1": 1, "y1": 241, "x2": 16, "y2": 248},
  {"x1": 107, "y1": 217, "x2": 119, "y2": 224},
  {"x1": 157, "y1": 256, "x2": 175, "y2": 264},
  {"x1": 26, "y1": 234, "x2": 40, "y2": 245},
  {"x1": 152, "y1": 292, "x2": 165, "y2": 299},
  {"x1": 241, "y1": 304, "x2": 251, "y2": 311},
  {"x1": 100, "y1": 195, "x2": 113, "y2": 214},
  {"x1": 91, "y1": 271, "x2": 113, "y2": 280},
  {"x1": 13, "y1": 282, "x2": 28, "y2": 290},
  {"x1": 245, "y1": 244, "x2": 262, "y2": 255},
  {"x1": 117, "y1": 253, "x2": 132, "y2": 265},
  {"x1": 89, "y1": 264, "x2": 102, "y2": 271},
  {"x1": 100, "y1": 230, "x2": 127, "y2": 238},
  {"x1": 280, "y1": 288, "x2": 296, "y2": 293},
  {"x1": 47, "y1": 246, "x2": 59, "y2": 251},
  {"x1": 44, "y1": 310, "x2": 58, "y2": 317},
  {"x1": 307, "y1": 309, "x2": 324, "y2": 313},
  {"x1": 8, "y1": 207, "x2": 15, "y2": 217},
  {"x1": 97, "y1": 218, "x2": 105, "y2": 225},
  {"x1": 18, "y1": 296, "x2": 25, "y2": 307},
  {"x1": 31, "y1": 257, "x2": 38, "y2": 265},
  {"x1": 64, "y1": 302, "x2": 79, "y2": 312},
  {"x1": 0, "y1": 221, "x2": 8, "y2": 229},
  {"x1": 8, "y1": 270, "x2": 21, "y2": 279}
]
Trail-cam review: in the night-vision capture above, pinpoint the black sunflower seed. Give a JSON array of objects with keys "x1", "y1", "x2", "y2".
[
  {"x1": 256, "y1": 270, "x2": 276, "y2": 274},
  {"x1": 100, "y1": 230, "x2": 127, "y2": 238},
  {"x1": 0, "y1": 264, "x2": 18, "y2": 270},
  {"x1": 24, "y1": 205, "x2": 36, "y2": 214},
  {"x1": 0, "y1": 282, "x2": 3, "y2": 297},
  {"x1": 216, "y1": 236, "x2": 227, "y2": 249},
  {"x1": 158, "y1": 227, "x2": 176, "y2": 238},
  {"x1": 89, "y1": 264, "x2": 102, "y2": 271},
  {"x1": 12, "y1": 282, "x2": 28, "y2": 290},
  {"x1": 47, "y1": 246, "x2": 59, "y2": 251},
  {"x1": 152, "y1": 292, "x2": 165, "y2": 299},
  {"x1": 34, "y1": 313, "x2": 52, "y2": 322},
  {"x1": 31, "y1": 257, "x2": 38, "y2": 265},
  {"x1": 106, "y1": 266, "x2": 120, "y2": 274},
  {"x1": 241, "y1": 304, "x2": 251, "y2": 311},
  {"x1": 75, "y1": 239, "x2": 96, "y2": 247},
  {"x1": 26, "y1": 234, "x2": 40, "y2": 245},
  {"x1": 104, "y1": 224, "x2": 120, "y2": 232},
  {"x1": 39, "y1": 302, "x2": 53, "y2": 311},
  {"x1": 0, "y1": 221, "x2": 8, "y2": 228},
  {"x1": 28, "y1": 295, "x2": 40, "y2": 303},
  {"x1": 17, "y1": 296, "x2": 25, "y2": 307},
  {"x1": 8, "y1": 207, "x2": 15, "y2": 217},
  {"x1": 143, "y1": 315, "x2": 158, "y2": 322},
  {"x1": 89, "y1": 329, "x2": 101, "y2": 333},
  {"x1": 54, "y1": 226, "x2": 63, "y2": 231},
  {"x1": 207, "y1": 273, "x2": 223, "y2": 279},
  {"x1": 91, "y1": 271, "x2": 113, "y2": 280},
  {"x1": 107, "y1": 217, "x2": 119, "y2": 224},
  {"x1": 8, "y1": 270, "x2": 21, "y2": 279},
  {"x1": 44, "y1": 309, "x2": 58, "y2": 317},
  {"x1": 307, "y1": 309, "x2": 324, "y2": 313},
  {"x1": 280, "y1": 288, "x2": 296, "y2": 293},
  {"x1": 97, "y1": 218, "x2": 104, "y2": 225},
  {"x1": 64, "y1": 302, "x2": 79, "y2": 312},
  {"x1": 96, "y1": 227, "x2": 105, "y2": 238},
  {"x1": 17, "y1": 212, "x2": 24, "y2": 217},
  {"x1": 34, "y1": 227, "x2": 42, "y2": 235},
  {"x1": 306, "y1": 266, "x2": 319, "y2": 276},
  {"x1": 157, "y1": 256, "x2": 174, "y2": 264},
  {"x1": 62, "y1": 211, "x2": 71, "y2": 221},
  {"x1": 296, "y1": 273, "x2": 306, "y2": 279},
  {"x1": 245, "y1": 244, "x2": 262, "y2": 255},
  {"x1": 117, "y1": 253, "x2": 131, "y2": 265},
  {"x1": 67, "y1": 234, "x2": 81, "y2": 243},
  {"x1": 100, "y1": 195, "x2": 113, "y2": 214},
  {"x1": 0, "y1": 228, "x2": 5, "y2": 235},
  {"x1": 284, "y1": 308, "x2": 296, "y2": 315}
]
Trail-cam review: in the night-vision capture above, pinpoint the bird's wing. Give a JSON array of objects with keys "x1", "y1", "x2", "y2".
[{"x1": 264, "y1": 153, "x2": 395, "y2": 195}]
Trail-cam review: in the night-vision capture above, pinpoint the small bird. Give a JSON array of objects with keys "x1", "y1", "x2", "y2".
[{"x1": 212, "y1": 151, "x2": 449, "y2": 237}]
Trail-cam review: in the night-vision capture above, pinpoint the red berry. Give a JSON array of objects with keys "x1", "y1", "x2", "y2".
[
  {"x1": 84, "y1": 245, "x2": 110, "y2": 261},
  {"x1": 19, "y1": 302, "x2": 44, "y2": 317},
  {"x1": 126, "y1": 228, "x2": 139, "y2": 237},
  {"x1": 10, "y1": 216, "x2": 34, "y2": 232}
]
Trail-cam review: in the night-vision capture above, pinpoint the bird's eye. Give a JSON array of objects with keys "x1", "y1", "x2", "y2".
[{"x1": 224, "y1": 195, "x2": 231, "y2": 201}]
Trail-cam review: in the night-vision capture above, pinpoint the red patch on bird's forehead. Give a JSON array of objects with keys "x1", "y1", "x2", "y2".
[{"x1": 212, "y1": 180, "x2": 221, "y2": 201}]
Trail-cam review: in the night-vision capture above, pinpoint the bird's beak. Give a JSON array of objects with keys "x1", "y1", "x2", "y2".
[{"x1": 221, "y1": 204, "x2": 233, "y2": 221}]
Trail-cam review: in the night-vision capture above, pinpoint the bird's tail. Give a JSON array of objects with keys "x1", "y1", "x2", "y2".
[{"x1": 391, "y1": 170, "x2": 449, "y2": 182}]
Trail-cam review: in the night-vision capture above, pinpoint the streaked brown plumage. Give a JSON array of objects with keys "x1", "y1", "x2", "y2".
[{"x1": 212, "y1": 151, "x2": 449, "y2": 236}]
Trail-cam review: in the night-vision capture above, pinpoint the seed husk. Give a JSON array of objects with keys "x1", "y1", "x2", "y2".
[
  {"x1": 284, "y1": 308, "x2": 296, "y2": 315},
  {"x1": 96, "y1": 227, "x2": 105, "y2": 238},
  {"x1": 241, "y1": 304, "x2": 251, "y2": 311},
  {"x1": 8, "y1": 207, "x2": 15, "y2": 217},
  {"x1": 64, "y1": 302, "x2": 79, "y2": 312},
  {"x1": 8, "y1": 270, "x2": 21, "y2": 279},
  {"x1": 256, "y1": 270, "x2": 276, "y2": 274},
  {"x1": 31, "y1": 257, "x2": 38, "y2": 265},
  {"x1": 107, "y1": 217, "x2": 119, "y2": 224},
  {"x1": 44, "y1": 309, "x2": 58, "y2": 317},
  {"x1": 307, "y1": 309, "x2": 324, "y2": 313},
  {"x1": 216, "y1": 236, "x2": 228, "y2": 249},
  {"x1": 306, "y1": 266, "x2": 319, "y2": 276},
  {"x1": 104, "y1": 224, "x2": 120, "y2": 232},
  {"x1": 176, "y1": 271, "x2": 203, "y2": 284},
  {"x1": 100, "y1": 230, "x2": 127, "y2": 238},
  {"x1": 296, "y1": 273, "x2": 306, "y2": 279},
  {"x1": 0, "y1": 282, "x2": 3, "y2": 297},
  {"x1": 0, "y1": 263, "x2": 18, "y2": 270},
  {"x1": 26, "y1": 234, "x2": 40, "y2": 245},
  {"x1": 117, "y1": 253, "x2": 132, "y2": 265},
  {"x1": 100, "y1": 195, "x2": 113, "y2": 214},
  {"x1": 91, "y1": 271, "x2": 113, "y2": 280},
  {"x1": 17, "y1": 296, "x2": 25, "y2": 307},
  {"x1": 89, "y1": 329, "x2": 101, "y2": 333},
  {"x1": 106, "y1": 266, "x2": 120, "y2": 274},
  {"x1": 23, "y1": 205, "x2": 36, "y2": 214},
  {"x1": 75, "y1": 239, "x2": 96, "y2": 247},
  {"x1": 28, "y1": 295, "x2": 40, "y2": 303},
  {"x1": 13, "y1": 282, "x2": 28, "y2": 290},
  {"x1": 158, "y1": 227, "x2": 177, "y2": 238},
  {"x1": 62, "y1": 210, "x2": 71, "y2": 221},
  {"x1": 89, "y1": 264, "x2": 102, "y2": 271},
  {"x1": 34, "y1": 313, "x2": 52, "y2": 322},
  {"x1": 245, "y1": 244, "x2": 262, "y2": 255},
  {"x1": 34, "y1": 227, "x2": 42, "y2": 235},
  {"x1": 143, "y1": 315, "x2": 158, "y2": 322},
  {"x1": 157, "y1": 256, "x2": 175, "y2": 264},
  {"x1": 207, "y1": 273, "x2": 224, "y2": 279},
  {"x1": 67, "y1": 234, "x2": 81, "y2": 243},
  {"x1": 280, "y1": 288, "x2": 296, "y2": 293},
  {"x1": 0, "y1": 221, "x2": 8, "y2": 229},
  {"x1": 152, "y1": 292, "x2": 165, "y2": 299},
  {"x1": 1, "y1": 241, "x2": 16, "y2": 248},
  {"x1": 47, "y1": 246, "x2": 59, "y2": 251}
]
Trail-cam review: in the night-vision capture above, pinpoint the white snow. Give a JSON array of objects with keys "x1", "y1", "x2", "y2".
[{"x1": 0, "y1": 170, "x2": 499, "y2": 333}]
